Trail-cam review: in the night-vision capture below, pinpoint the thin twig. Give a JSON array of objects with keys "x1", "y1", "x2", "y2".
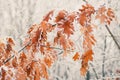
[
  {"x1": 58, "y1": 51, "x2": 63, "y2": 55},
  {"x1": 40, "y1": 44, "x2": 76, "y2": 52},
  {"x1": 4, "y1": 42, "x2": 30, "y2": 64},
  {"x1": 102, "y1": 36, "x2": 107, "y2": 80},
  {"x1": 40, "y1": 44, "x2": 62, "y2": 50},
  {"x1": 4, "y1": 55, "x2": 14, "y2": 64},
  {"x1": 105, "y1": 25, "x2": 120, "y2": 50},
  {"x1": 83, "y1": 0, "x2": 88, "y2": 3},
  {"x1": 90, "y1": 63, "x2": 99, "y2": 79},
  {"x1": 3, "y1": 41, "x2": 74, "y2": 64},
  {"x1": 18, "y1": 42, "x2": 31, "y2": 53}
]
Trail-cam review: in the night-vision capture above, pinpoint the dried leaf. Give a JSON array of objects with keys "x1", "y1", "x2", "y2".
[
  {"x1": 80, "y1": 67, "x2": 87, "y2": 76},
  {"x1": 96, "y1": 7, "x2": 115, "y2": 25},
  {"x1": 46, "y1": 42, "x2": 51, "y2": 51},
  {"x1": 6, "y1": 44, "x2": 12, "y2": 54},
  {"x1": 78, "y1": 4, "x2": 95, "y2": 26},
  {"x1": 78, "y1": 13, "x2": 87, "y2": 26},
  {"x1": 43, "y1": 10, "x2": 54, "y2": 22},
  {"x1": 31, "y1": 29, "x2": 41, "y2": 44},
  {"x1": 107, "y1": 8, "x2": 115, "y2": 18},
  {"x1": 58, "y1": 20, "x2": 74, "y2": 37},
  {"x1": 59, "y1": 35, "x2": 67, "y2": 50},
  {"x1": 0, "y1": 42, "x2": 5, "y2": 53},
  {"x1": 73, "y1": 52, "x2": 80, "y2": 61},
  {"x1": 55, "y1": 10, "x2": 67, "y2": 22},
  {"x1": 16, "y1": 67, "x2": 27, "y2": 80},
  {"x1": 12, "y1": 57, "x2": 18, "y2": 67},
  {"x1": 7, "y1": 38, "x2": 15, "y2": 46},
  {"x1": 34, "y1": 67, "x2": 41, "y2": 80},
  {"x1": 1, "y1": 68, "x2": 6, "y2": 80},
  {"x1": 82, "y1": 25, "x2": 96, "y2": 50},
  {"x1": 80, "y1": 49, "x2": 93, "y2": 76},
  {"x1": 44, "y1": 57, "x2": 52, "y2": 68},
  {"x1": 40, "y1": 63, "x2": 48, "y2": 79}
]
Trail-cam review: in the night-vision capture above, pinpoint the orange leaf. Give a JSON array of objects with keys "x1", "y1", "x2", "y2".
[
  {"x1": 43, "y1": 10, "x2": 54, "y2": 22},
  {"x1": 1, "y1": 68, "x2": 6, "y2": 80},
  {"x1": 40, "y1": 21, "x2": 48, "y2": 31},
  {"x1": 40, "y1": 46, "x2": 44, "y2": 53},
  {"x1": 58, "y1": 20, "x2": 74, "y2": 37},
  {"x1": 68, "y1": 39, "x2": 74, "y2": 49},
  {"x1": 78, "y1": 13, "x2": 87, "y2": 26},
  {"x1": 80, "y1": 49, "x2": 93, "y2": 76},
  {"x1": 96, "y1": 7, "x2": 115, "y2": 25},
  {"x1": 19, "y1": 52, "x2": 27, "y2": 67},
  {"x1": 40, "y1": 63, "x2": 48, "y2": 79},
  {"x1": 54, "y1": 31, "x2": 61, "y2": 45},
  {"x1": 31, "y1": 29, "x2": 41, "y2": 44},
  {"x1": 107, "y1": 8, "x2": 114, "y2": 18},
  {"x1": 46, "y1": 42, "x2": 51, "y2": 51},
  {"x1": 73, "y1": 52, "x2": 80, "y2": 61},
  {"x1": 12, "y1": 57, "x2": 18, "y2": 67},
  {"x1": 59, "y1": 35, "x2": 67, "y2": 50},
  {"x1": 44, "y1": 57, "x2": 52, "y2": 68},
  {"x1": 0, "y1": 42, "x2": 5, "y2": 53},
  {"x1": 19, "y1": 52, "x2": 27, "y2": 60},
  {"x1": 6, "y1": 44, "x2": 12, "y2": 54},
  {"x1": 40, "y1": 21, "x2": 54, "y2": 32},
  {"x1": 78, "y1": 4, "x2": 95, "y2": 26},
  {"x1": 16, "y1": 67, "x2": 27, "y2": 80},
  {"x1": 54, "y1": 32, "x2": 67, "y2": 50},
  {"x1": 97, "y1": 6, "x2": 106, "y2": 14},
  {"x1": 67, "y1": 12, "x2": 76, "y2": 22},
  {"x1": 27, "y1": 24, "x2": 38, "y2": 34},
  {"x1": 34, "y1": 67, "x2": 41, "y2": 80},
  {"x1": 56, "y1": 12, "x2": 75, "y2": 37},
  {"x1": 82, "y1": 25, "x2": 96, "y2": 50},
  {"x1": 80, "y1": 67, "x2": 87, "y2": 76},
  {"x1": 7, "y1": 38, "x2": 15, "y2": 46},
  {"x1": 82, "y1": 49, "x2": 93, "y2": 62},
  {"x1": 55, "y1": 10, "x2": 67, "y2": 22}
]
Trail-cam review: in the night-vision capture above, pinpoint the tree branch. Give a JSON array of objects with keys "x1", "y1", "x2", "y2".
[
  {"x1": 3, "y1": 41, "x2": 74, "y2": 64},
  {"x1": 4, "y1": 55, "x2": 14, "y2": 64},
  {"x1": 4, "y1": 42, "x2": 30, "y2": 64},
  {"x1": 102, "y1": 36, "x2": 107, "y2": 80},
  {"x1": 90, "y1": 63, "x2": 99, "y2": 79},
  {"x1": 105, "y1": 25, "x2": 120, "y2": 50},
  {"x1": 40, "y1": 44, "x2": 62, "y2": 50}
]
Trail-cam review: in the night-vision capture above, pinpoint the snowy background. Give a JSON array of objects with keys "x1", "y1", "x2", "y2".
[{"x1": 0, "y1": 0, "x2": 120, "y2": 80}]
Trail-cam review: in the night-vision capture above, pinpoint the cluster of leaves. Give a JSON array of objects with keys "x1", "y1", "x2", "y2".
[{"x1": 0, "y1": 3, "x2": 115, "y2": 80}]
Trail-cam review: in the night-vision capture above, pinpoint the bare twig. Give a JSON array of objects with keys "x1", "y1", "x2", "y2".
[
  {"x1": 4, "y1": 55, "x2": 14, "y2": 64},
  {"x1": 105, "y1": 25, "x2": 120, "y2": 50},
  {"x1": 3, "y1": 41, "x2": 74, "y2": 64},
  {"x1": 4, "y1": 42, "x2": 30, "y2": 64},
  {"x1": 90, "y1": 63, "x2": 99, "y2": 79},
  {"x1": 40, "y1": 44, "x2": 62, "y2": 50},
  {"x1": 102, "y1": 36, "x2": 107, "y2": 80},
  {"x1": 83, "y1": 0, "x2": 88, "y2": 3},
  {"x1": 18, "y1": 42, "x2": 31, "y2": 53}
]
